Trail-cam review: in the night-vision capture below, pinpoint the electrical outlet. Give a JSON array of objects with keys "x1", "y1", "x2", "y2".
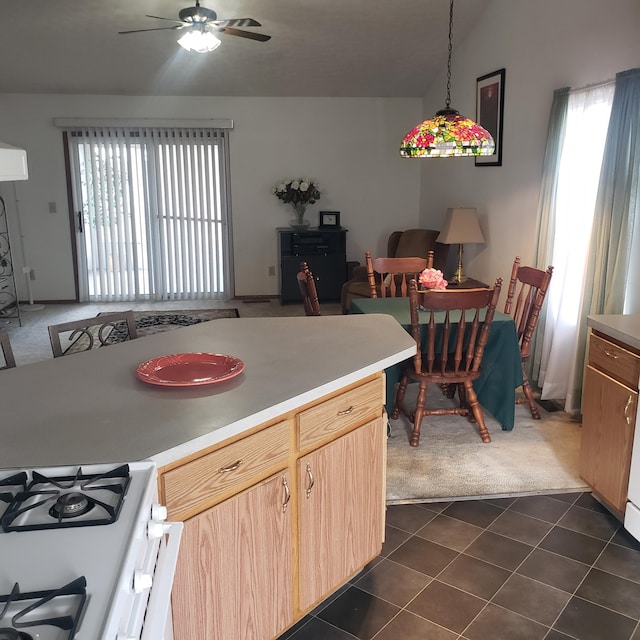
[
  {"x1": 268, "y1": 265, "x2": 275, "y2": 277},
  {"x1": 48, "y1": 201, "x2": 57, "y2": 214},
  {"x1": 30, "y1": 269, "x2": 35, "y2": 281}
]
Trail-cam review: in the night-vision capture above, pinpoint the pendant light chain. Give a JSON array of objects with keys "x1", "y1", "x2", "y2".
[
  {"x1": 399, "y1": 0, "x2": 495, "y2": 158},
  {"x1": 445, "y1": 0, "x2": 454, "y2": 109}
]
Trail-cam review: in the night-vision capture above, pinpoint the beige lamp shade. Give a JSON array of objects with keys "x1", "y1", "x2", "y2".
[{"x1": 436, "y1": 208, "x2": 485, "y2": 245}]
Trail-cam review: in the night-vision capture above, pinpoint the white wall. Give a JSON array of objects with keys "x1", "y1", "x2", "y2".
[
  {"x1": 415, "y1": 0, "x2": 640, "y2": 287},
  {"x1": 0, "y1": 96, "x2": 421, "y2": 300}
]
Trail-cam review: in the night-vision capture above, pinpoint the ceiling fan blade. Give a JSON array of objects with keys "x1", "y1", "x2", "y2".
[
  {"x1": 118, "y1": 25, "x2": 182, "y2": 34},
  {"x1": 145, "y1": 15, "x2": 186, "y2": 24},
  {"x1": 211, "y1": 18, "x2": 261, "y2": 28},
  {"x1": 215, "y1": 27, "x2": 271, "y2": 42}
]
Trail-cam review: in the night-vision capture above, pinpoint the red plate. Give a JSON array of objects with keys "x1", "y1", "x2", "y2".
[{"x1": 135, "y1": 353, "x2": 244, "y2": 387}]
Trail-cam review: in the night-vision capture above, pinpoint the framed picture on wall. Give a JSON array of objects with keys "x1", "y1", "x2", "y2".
[{"x1": 475, "y1": 68, "x2": 505, "y2": 167}]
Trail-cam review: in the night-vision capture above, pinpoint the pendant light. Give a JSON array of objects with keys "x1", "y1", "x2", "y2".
[{"x1": 400, "y1": 0, "x2": 495, "y2": 158}]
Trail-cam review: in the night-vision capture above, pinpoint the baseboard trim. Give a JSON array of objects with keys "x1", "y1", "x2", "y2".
[{"x1": 233, "y1": 295, "x2": 278, "y2": 303}]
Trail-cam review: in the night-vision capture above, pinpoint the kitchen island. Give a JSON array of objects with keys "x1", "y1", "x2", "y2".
[
  {"x1": 0, "y1": 314, "x2": 414, "y2": 468},
  {"x1": 0, "y1": 313, "x2": 416, "y2": 640}
]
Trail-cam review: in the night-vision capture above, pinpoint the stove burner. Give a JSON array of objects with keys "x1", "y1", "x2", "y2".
[
  {"x1": 0, "y1": 577, "x2": 86, "y2": 640},
  {"x1": 0, "y1": 629, "x2": 32, "y2": 640},
  {"x1": 49, "y1": 492, "x2": 94, "y2": 519},
  {"x1": 1, "y1": 464, "x2": 131, "y2": 532}
]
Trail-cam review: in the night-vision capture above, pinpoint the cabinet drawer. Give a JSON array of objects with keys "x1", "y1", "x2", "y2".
[
  {"x1": 298, "y1": 378, "x2": 383, "y2": 450},
  {"x1": 590, "y1": 333, "x2": 640, "y2": 390},
  {"x1": 162, "y1": 421, "x2": 290, "y2": 519}
]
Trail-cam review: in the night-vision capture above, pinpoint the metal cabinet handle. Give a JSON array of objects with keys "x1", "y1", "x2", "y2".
[
  {"x1": 305, "y1": 463, "x2": 314, "y2": 499},
  {"x1": 624, "y1": 395, "x2": 633, "y2": 425},
  {"x1": 603, "y1": 349, "x2": 619, "y2": 359},
  {"x1": 337, "y1": 405, "x2": 354, "y2": 416},
  {"x1": 282, "y1": 475, "x2": 291, "y2": 513},
  {"x1": 217, "y1": 459, "x2": 242, "y2": 473}
]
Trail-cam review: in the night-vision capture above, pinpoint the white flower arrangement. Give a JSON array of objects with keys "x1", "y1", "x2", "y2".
[{"x1": 273, "y1": 178, "x2": 321, "y2": 212}]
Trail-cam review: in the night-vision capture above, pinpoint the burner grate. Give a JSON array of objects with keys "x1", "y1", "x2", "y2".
[
  {"x1": 0, "y1": 577, "x2": 87, "y2": 640},
  {"x1": 0, "y1": 473, "x2": 27, "y2": 522},
  {"x1": 1, "y1": 465, "x2": 131, "y2": 532}
]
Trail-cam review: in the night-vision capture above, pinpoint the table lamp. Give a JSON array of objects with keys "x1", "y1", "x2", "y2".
[{"x1": 436, "y1": 208, "x2": 485, "y2": 284}]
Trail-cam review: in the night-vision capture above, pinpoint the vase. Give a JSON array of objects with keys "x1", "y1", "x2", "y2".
[{"x1": 289, "y1": 203, "x2": 310, "y2": 229}]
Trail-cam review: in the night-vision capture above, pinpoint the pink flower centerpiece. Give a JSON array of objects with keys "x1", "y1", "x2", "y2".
[{"x1": 418, "y1": 268, "x2": 448, "y2": 290}]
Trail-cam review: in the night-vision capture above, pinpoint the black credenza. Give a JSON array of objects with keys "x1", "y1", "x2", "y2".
[{"x1": 278, "y1": 227, "x2": 348, "y2": 303}]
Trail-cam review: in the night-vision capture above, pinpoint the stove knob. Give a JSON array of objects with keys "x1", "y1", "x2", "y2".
[
  {"x1": 133, "y1": 570, "x2": 153, "y2": 593},
  {"x1": 147, "y1": 520, "x2": 171, "y2": 539},
  {"x1": 151, "y1": 503, "x2": 168, "y2": 521}
]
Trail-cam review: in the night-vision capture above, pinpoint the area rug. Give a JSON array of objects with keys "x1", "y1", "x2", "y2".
[
  {"x1": 65, "y1": 308, "x2": 239, "y2": 354},
  {"x1": 386, "y1": 384, "x2": 587, "y2": 504}
]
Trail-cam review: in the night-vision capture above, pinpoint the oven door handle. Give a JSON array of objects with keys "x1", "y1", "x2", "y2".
[{"x1": 141, "y1": 520, "x2": 184, "y2": 640}]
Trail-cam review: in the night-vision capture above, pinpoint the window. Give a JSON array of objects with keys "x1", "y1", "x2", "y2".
[{"x1": 65, "y1": 125, "x2": 232, "y2": 302}]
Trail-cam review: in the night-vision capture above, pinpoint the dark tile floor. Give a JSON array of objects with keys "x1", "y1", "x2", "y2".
[{"x1": 277, "y1": 492, "x2": 640, "y2": 640}]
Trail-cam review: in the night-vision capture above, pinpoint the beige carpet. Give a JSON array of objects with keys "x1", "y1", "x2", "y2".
[{"x1": 386, "y1": 384, "x2": 587, "y2": 504}]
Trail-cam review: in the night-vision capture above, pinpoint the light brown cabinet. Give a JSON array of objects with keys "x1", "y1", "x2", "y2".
[
  {"x1": 580, "y1": 330, "x2": 640, "y2": 517},
  {"x1": 160, "y1": 373, "x2": 386, "y2": 640},
  {"x1": 171, "y1": 472, "x2": 293, "y2": 639},
  {"x1": 297, "y1": 417, "x2": 384, "y2": 611}
]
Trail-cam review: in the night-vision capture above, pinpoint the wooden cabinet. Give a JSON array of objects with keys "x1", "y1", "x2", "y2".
[
  {"x1": 172, "y1": 472, "x2": 293, "y2": 639},
  {"x1": 160, "y1": 374, "x2": 386, "y2": 640},
  {"x1": 580, "y1": 330, "x2": 640, "y2": 516},
  {"x1": 298, "y1": 417, "x2": 384, "y2": 611}
]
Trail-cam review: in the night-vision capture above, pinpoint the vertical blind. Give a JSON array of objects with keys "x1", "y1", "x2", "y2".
[{"x1": 65, "y1": 125, "x2": 231, "y2": 302}]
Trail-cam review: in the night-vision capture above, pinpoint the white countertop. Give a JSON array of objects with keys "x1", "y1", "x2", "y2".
[
  {"x1": 587, "y1": 313, "x2": 640, "y2": 352},
  {"x1": 0, "y1": 314, "x2": 415, "y2": 469}
]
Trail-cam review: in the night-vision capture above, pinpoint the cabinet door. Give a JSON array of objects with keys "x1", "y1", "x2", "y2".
[
  {"x1": 281, "y1": 254, "x2": 347, "y2": 302},
  {"x1": 171, "y1": 472, "x2": 293, "y2": 640},
  {"x1": 580, "y1": 365, "x2": 638, "y2": 513},
  {"x1": 297, "y1": 417, "x2": 385, "y2": 612}
]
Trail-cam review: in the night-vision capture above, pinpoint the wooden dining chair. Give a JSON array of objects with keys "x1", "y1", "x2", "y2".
[
  {"x1": 297, "y1": 262, "x2": 321, "y2": 316},
  {"x1": 0, "y1": 328, "x2": 16, "y2": 369},
  {"x1": 365, "y1": 251, "x2": 433, "y2": 299},
  {"x1": 504, "y1": 257, "x2": 554, "y2": 419},
  {"x1": 48, "y1": 310, "x2": 138, "y2": 357},
  {"x1": 391, "y1": 277, "x2": 503, "y2": 447}
]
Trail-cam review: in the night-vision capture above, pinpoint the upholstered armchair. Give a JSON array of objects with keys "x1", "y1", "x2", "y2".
[{"x1": 341, "y1": 228, "x2": 449, "y2": 313}]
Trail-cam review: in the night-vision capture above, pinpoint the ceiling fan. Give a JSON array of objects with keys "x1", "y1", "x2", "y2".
[{"x1": 119, "y1": 1, "x2": 271, "y2": 52}]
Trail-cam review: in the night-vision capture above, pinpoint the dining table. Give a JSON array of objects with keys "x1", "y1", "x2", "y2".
[{"x1": 350, "y1": 296, "x2": 524, "y2": 430}]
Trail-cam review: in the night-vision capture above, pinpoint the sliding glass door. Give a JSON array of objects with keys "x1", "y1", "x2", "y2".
[{"x1": 66, "y1": 126, "x2": 232, "y2": 302}]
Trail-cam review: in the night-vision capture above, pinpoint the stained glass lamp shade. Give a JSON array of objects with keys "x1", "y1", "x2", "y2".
[{"x1": 400, "y1": 108, "x2": 495, "y2": 158}]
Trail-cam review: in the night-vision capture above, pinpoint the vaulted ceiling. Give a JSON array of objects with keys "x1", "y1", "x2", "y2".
[{"x1": 0, "y1": 0, "x2": 490, "y2": 97}]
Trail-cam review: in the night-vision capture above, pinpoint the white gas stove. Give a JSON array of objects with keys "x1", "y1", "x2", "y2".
[{"x1": 0, "y1": 461, "x2": 182, "y2": 640}]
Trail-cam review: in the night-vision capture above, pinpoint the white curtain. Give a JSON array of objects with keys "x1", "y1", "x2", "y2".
[{"x1": 537, "y1": 83, "x2": 614, "y2": 408}]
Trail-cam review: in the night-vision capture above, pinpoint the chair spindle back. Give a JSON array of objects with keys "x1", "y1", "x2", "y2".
[
  {"x1": 504, "y1": 257, "x2": 553, "y2": 361},
  {"x1": 409, "y1": 280, "x2": 502, "y2": 378},
  {"x1": 365, "y1": 251, "x2": 433, "y2": 299}
]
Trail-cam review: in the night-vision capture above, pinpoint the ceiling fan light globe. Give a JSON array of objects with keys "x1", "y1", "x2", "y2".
[{"x1": 177, "y1": 29, "x2": 221, "y2": 52}]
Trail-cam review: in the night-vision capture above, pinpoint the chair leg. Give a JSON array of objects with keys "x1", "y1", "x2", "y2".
[
  {"x1": 410, "y1": 382, "x2": 429, "y2": 447},
  {"x1": 391, "y1": 375, "x2": 409, "y2": 420},
  {"x1": 464, "y1": 381, "x2": 491, "y2": 443},
  {"x1": 456, "y1": 383, "x2": 476, "y2": 422},
  {"x1": 520, "y1": 367, "x2": 541, "y2": 419}
]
